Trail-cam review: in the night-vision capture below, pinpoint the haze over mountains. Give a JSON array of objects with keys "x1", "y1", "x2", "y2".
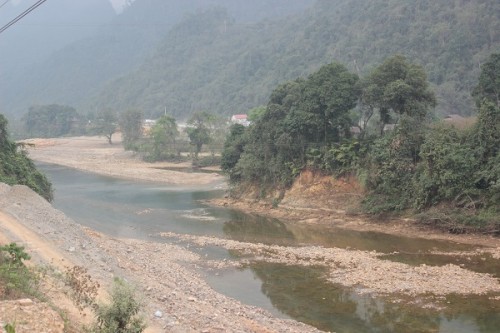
[{"x1": 1, "y1": 0, "x2": 498, "y2": 121}]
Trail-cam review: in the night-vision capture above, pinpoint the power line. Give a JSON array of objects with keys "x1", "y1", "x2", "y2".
[
  {"x1": 0, "y1": 0, "x2": 10, "y2": 10},
  {"x1": 0, "y1": 0, "x2": 48, "y2": 35}
]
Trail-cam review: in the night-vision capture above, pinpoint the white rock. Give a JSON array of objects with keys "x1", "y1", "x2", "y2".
[{"x1": 154, "y1": 310, "x2": 163, "y2": 318}]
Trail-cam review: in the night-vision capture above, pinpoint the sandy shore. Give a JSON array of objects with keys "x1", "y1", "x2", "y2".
[
  {"x1": 0, "y1": 135, "x2": 498, "y2": 332},
  {"x1": 23, "y1": 134, "x2": 224, "y2": 187}
]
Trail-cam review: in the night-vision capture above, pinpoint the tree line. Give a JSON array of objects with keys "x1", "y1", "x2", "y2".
[{"x1": 221, "y1": 53, "x2": 500, "y2": 233}]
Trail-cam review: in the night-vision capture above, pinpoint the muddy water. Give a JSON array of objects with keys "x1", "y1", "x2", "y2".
[{"x1": 39, "y1": 163, "x2": 500, "y2": 333}]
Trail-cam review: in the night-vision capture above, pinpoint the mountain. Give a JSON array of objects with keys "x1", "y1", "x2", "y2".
[
  {"x1": 92, "y1": 0, "x2": 500, "y2": 119},
  {"x1": 0, "y1": 0, "x2": 315, "y2": 119},
  {"x1": 0, "y1": 0, "x2": 115, "y2": 82},
  {"x1": 2, "y1": 0, "x2": 498, "y2": 121}
]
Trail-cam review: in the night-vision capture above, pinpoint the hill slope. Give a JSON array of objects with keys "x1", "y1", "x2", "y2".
[
  {"x1": 0, "y1": 0, "x2": 314, "y2": 119},
  {"x1": 93, "y1": 0, "x2": 499, "y2": 119}
]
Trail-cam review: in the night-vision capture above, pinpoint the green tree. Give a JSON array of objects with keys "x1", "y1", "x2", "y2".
[
  {"x1": 147, "y1": 115, "x2": 179, "y2": 161},
  {"x1": 22, "y1": 104, "x2": 80, "y2": 138},
  {"x1": 361, "y1": 55, "x2": 436, "y2": 134},
  {"x1": 221, "y1": 124, "x2": 246, "y2": 181},
  {"x1": 120, "y1": 109, "x2": 143, "y2": 151},
  {"x1": 361, "y1": 56, "x2": 437, "y2": 212},
  {"x1": 415, "y1": 125, "x2": 479, "y2": 208},
  {"x1": 186, "y1": 111, "x2": 215, "y2": 161},
  {"x1": 0, "y1": 243, "x2": 31, "y2": 267},
  {"x1": 247, "y1": 106, "x2": 266, "y2": 122},
  {"x1": 471, "y1": 54, "x2": 500, "y2": 209},
  {"x1": 473, "y1": 53, "x2": 500, "y2": 107},
  {"x1": 94, "y1": 109, "x2": 118, "y2": 145},
  {"x1": 230, "y1": 62, "x2": 360, "y2": 189}
]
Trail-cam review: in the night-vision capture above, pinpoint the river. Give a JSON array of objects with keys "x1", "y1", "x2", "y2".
[{"x1": 39, "y1": 163, "x2": 500, "y2": 333}]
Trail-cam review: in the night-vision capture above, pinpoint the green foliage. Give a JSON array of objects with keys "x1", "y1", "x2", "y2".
[
  {"x1": 0, "y1": 243, "x2": 39, "y2": 300},
  {"x1": 120, "y1": 109, "x2": 144, "y2": 151},
  {"x1": 0, "y1": 243, "x2": 31, "y2": 267},
  {"x1": 247, "y1": 106, "x2": 266, "y2": 122},
  {"x1": 186, "y1": 111, "x2": 217, "y2": 161},
  {"x1": 0, "y1": 114, "x2": 53, "y2": 201},
  {"x1": 4, "y1": 323, "x2": 16, "y2": 333},
  {"x1": 472, "y1": 53, "x2": 499, "y2": 107},
  {"x1": 142, "y1": 115, "x2": 179, "y2": 162},
  {"x1": 22, "y1": 104, "x2": 80, "y2": 138},
  {"x1": 233, "y1": 62, "x2": 359, "y2": 189},
  {"x1": 360, "y1": 55, "x2": 436, "y2": 135},
  {"x1": 92, "y1": 108, "x2": 118, "y2": 144},
  {"x1": 320, "y1": 141, "x2": 365, "y2": 176},
  {"x1": 91, "y1": 278, "x2": 146, "y2": 333},
  {"x1": 221, "y1": 124, "x2": 246, "y2": 181},
  {"x1": 362, "y1": 53, "x2": 500, "y2": 224},
  {"x1": 415, "y1": 125, "x2": 479, "y2": 208}
]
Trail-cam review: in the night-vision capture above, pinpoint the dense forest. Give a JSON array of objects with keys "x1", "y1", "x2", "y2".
[
  {"x1": 92, "y1": 0, "x2": 499, "y2": 119},
  {"x1": 222, "y1": 53, "x2": 500, "y2": 232}
]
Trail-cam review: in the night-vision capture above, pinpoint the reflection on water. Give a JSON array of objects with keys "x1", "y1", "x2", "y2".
[
  {"x1": 39, "y1": 163, "x2": 500, "y2": 333},
  {"x1": 223, "y1": 211, "x2": 296, "y2": 246},
  {"x1": 381, "y1": 253, "x2": 500, "y2": 278},
  {"x1": 223, "y1": 211, "x2": 477, "y2": 254},
  {"x1": 243, "y1": 262, "x2": 500, "y2": 333}
]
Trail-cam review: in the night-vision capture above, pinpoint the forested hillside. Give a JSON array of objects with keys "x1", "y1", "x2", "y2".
[
  {"x1": 1, "y1": 0, "x2": 314, "y2": 120},
  {"x1": 94, "y1": 0, "x2": 499, "y2": 119},
  {"x1": 222, "y1": 53, "x2": 499, "y2": 232}
]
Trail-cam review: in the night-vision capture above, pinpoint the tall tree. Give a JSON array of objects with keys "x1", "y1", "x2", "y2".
[
  {"x1": 231, "y1": 62, "x2": 360, "y2": 188},
  {"x1": 221, "y1": 124, "x2": 246, "y2": 181},
  {"x1": 361, "y1": 55, "x2": 436, "y2": 134},
  {"x1": 94, "y1": 108, "x2": 118, "y2": 144},
  {"x1": 149, "y1": 115, "x2": 179, "y2": 160},
  {"x1": 186, "y1": 111, "x2": 215, "y2": 161},
  {"x1": 120, "y1": 109, "x2": 143, "y2": 150},
  {"x1": 473, "y1": 53, "x2": 500, "y2": 107}
]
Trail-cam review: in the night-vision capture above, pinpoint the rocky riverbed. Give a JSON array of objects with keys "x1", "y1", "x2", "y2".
[{"x1": 0, "y1": 183, "x2": 321, "y2": 332}]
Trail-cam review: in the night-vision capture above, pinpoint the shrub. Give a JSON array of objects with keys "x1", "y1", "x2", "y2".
[
  {"x1": 0, "y1": 243, "x2": 40, "y2": 299},
  {"x1": 90, "y1": 278, "x2": 145, "y2": 333}
]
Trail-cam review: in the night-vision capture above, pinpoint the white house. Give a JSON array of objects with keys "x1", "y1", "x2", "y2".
[{"x1": 230, "y1": 114, "x2": 250, "y2": 126}]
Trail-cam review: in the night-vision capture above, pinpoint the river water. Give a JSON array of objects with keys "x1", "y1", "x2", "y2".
[{"x1": 39, "y1": 163, "x2": 500, "y2": 333}]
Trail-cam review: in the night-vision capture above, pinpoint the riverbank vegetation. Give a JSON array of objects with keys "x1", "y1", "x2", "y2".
[
  {"x1": 0, "y1": 115, "x2": 53, "y2": 201},
  {"x1": 222, "y1": 53, "x2": 500, "y2": 233}
]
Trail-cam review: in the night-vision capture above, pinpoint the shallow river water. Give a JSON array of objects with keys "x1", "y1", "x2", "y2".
[{"x1": 39, "y1": 163, "x2": 500, "y2": 333}]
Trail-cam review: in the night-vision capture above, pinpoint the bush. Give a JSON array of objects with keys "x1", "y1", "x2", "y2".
[
  {"x1": 90, "y1": 278, "x2": 145, "y2": 333},
  {"x1": 0, "y1": 243, "x2": 40, "y2": 299}
]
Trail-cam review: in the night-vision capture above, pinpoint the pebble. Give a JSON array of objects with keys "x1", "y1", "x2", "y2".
[
  {"x1": 18, "y1": 298, "x2": 34, "y2": 306},
  {"x1": 154, "y1": 310, "x2": 163, "y2": 318}
]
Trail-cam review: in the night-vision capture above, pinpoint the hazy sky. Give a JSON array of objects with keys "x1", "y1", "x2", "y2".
[
  {"x1": 9, "y1": 0, "x2": 131, "y2": 14},
  {"x1": 108, "y1": 0, "x2": 136, "y2": 13}
]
